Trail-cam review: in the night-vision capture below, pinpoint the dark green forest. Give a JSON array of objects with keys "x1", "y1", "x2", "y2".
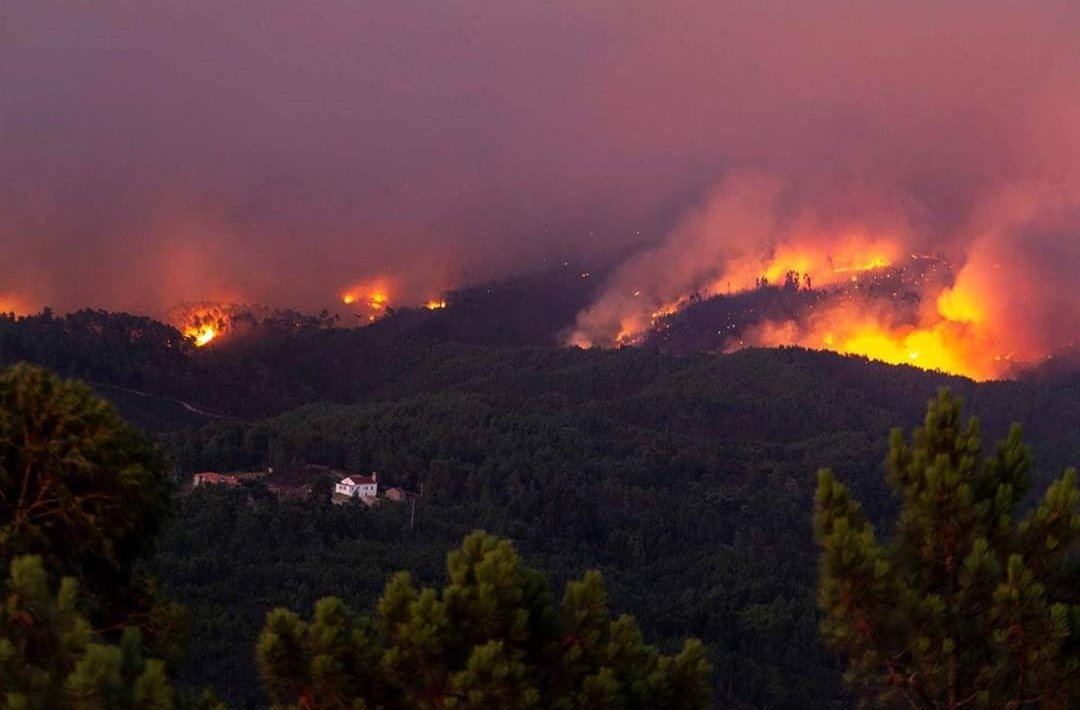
[{"x1": 4, "y1": 307, "x2": 1080, "y2": 707}]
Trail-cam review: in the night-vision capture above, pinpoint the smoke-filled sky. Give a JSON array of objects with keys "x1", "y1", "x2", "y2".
[{"x1": 3, "y1": 0, "x2": 1080, "y2": 318}]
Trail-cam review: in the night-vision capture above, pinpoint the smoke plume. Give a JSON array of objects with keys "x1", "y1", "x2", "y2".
[{"x1": 2, "y1": 0, "x2": 1079, "y2": 361}]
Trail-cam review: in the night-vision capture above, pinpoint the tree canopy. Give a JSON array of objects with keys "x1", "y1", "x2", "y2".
[
  {"x1": 0, "y1": 554, "x2": 175, "y2": 709},
  {"x1": 815, "y1": 389, "x2": 1080, "y2": 708},
  {"x1": 0, "y1": 364, "x2": 175, "y2": 644},
  {"x1": 257, "y1": 531, "x2": 712, "y2": 709}
]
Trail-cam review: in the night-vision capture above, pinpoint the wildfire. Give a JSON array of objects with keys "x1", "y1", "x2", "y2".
[
  {"x1": 170, "y1": 304, "x2": 234, "y2": 348},
  {"x1": 721, "y1": 252, "x2": 1014, "y2": 381},
  {"x1": 341, "y1": 289, "x2": 390, "y2": 311},
  {"x1": 369, "y1": 292, "x2": 389, "y2": 310},
  {"x1": 341, "y1": 278, "x2": 455, "y2": 319},
  {"x1": 567, "y1": 175, "x2": 1080, "y2": 382},
  {"x1": 809, "y1": 319, "x2": 988, "y2": 379},
  {"x1": 0, "y1": 294, "x2": 29, "y2": 316},
  {"x1": 573, "y1": 232, "x2": 1019, "y2": 380},
  {"x1": 829, "y1": 256, "x2": 892, "y2": 275},
  {"x1": 189, "y1": 324, "x2": 218, "y2": 347},
  {"x1": 936, "y1": 286, "x2": 983, "y2": 324},
  {"x1": 709, "y1": 235, "x2": 901, "y2": 294},
  {"x1": 341, "y1": 279, "x2": 396, "y2": 322},
  {"x1": 651, "y1": 302, "x2": 680, "y2": 320}
]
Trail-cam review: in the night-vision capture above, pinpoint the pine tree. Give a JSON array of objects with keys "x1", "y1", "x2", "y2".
[
  {"x1": 257, "y1": 531, "x2": 712, "y2": 709},
  {"x1": 0, "y1": 554, "x2": 175, "y2": 709},
  {"x1": 0, "y1": 364, "x2": 176, "y2": 655},
  {"x1": 815, "y1": 389, "x2": 1080, "y2": 708}
]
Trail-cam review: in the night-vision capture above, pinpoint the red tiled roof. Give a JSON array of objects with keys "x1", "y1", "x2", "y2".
[{"x1": 194, "y1": 472, "x2": 240, "y2": 485}]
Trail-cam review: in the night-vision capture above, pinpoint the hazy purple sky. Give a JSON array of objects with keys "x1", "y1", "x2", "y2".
[{"x1": 3, "y1": 0, "x2": 1079, "y2": 314}]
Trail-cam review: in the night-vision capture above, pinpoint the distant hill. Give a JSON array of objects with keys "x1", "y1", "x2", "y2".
[
  {"x1": 7, "y1": 285, "x2": 1080, "y2": 708},
  {"x1": 0, "y1": 264, "x2": 607, "y2": 420},
  {"x1": 366, "y1": 261, "x2": 608, "y2": 346}
]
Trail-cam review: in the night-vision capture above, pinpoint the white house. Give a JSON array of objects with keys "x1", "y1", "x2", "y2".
[{"x1": 335, "y1": 473, "x2": 378, "y2": 500}]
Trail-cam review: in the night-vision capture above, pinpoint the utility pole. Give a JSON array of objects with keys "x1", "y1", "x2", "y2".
[{"x1": 409, "y1": 482, "x2": 424, "y2": 531}]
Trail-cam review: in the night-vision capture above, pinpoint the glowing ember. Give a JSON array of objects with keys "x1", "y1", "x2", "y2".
[{"x1": 425, "y1": 299, "x2": 447, "y2": 310}]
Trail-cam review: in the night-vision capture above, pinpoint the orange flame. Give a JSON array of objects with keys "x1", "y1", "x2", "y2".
[
  {"x1": 190, "y1": 324, "x2": 218, "y2": 347},
  {"x1": 710, "y1": 233, "x2": 901, "y2": 293},
  {"x1": 170, "y1": 304, "x2": 233, "y2": 348},
  {"x1": 369, "y1": 291, "x2": 389, "y2": 310},
  {"x1": 341, "y1": 278, "x2": 396, "y2": 322},
  {"x1": 727, "y1": 256, "x2": 1013, "y2": 380},
  {"x1": 576, "y1": 226, "x2": 1024, "y2": 379}
]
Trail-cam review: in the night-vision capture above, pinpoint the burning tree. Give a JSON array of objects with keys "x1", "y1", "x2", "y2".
[
  {"x1": 169, "y1": 302, "x2": 236, "y2": 347},
  {"x1": 814, "y1": 390, "x2": 1080, "y2": 708}
]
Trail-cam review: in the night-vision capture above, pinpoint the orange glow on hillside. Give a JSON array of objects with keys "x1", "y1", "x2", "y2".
[
  {"x1": 710, "y1": 233, "x2": 902, "y2": 293},
  {"x1": 425, "y1": 299, "x2": 447, "y2": 310},
  {"x1": 341, "y1": 278, "x2": 396, "y2": 322},
  {"x1": 342, "y1": 289, "x2": 390, "y2": 311},
  {"x1": 728, "y1": 261, "x2": 1013, "y2": 381},
  {"x1": 369, "y1": 291, "x2": 389, "y2": 310},
  {"x1": 0, "y1": 294, "x2": 30, "y2": 316},
  {"x1": 189, "y1": 324, "x2": 218, "y2": 347},
  {"x1": 170, "y1": 304, "x2": 233, "y2": 348},
  {"x1": 572, "y1": 226, "x2": 1028, "y2": 380}
]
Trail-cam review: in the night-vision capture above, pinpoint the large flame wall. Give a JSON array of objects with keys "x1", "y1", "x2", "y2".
[{"x1": 569, "y1": 177, "x2": 1080, "y2": 381}]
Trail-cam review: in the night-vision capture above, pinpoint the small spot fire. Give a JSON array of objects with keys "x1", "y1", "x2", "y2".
[
  {"x1": 169, "y1": 303, "x2": 234, "y2": 347},
  {"x1": 341, "y1": 280, "x2": 394, "y2": 322},
  {"x1": 340, "y1": 277, "x2": 450, "y2": 320}
]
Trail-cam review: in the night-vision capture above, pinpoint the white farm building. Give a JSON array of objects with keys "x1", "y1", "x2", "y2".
[{"x1": 334, "y1": 473, "x2": 378, "y2": 501}]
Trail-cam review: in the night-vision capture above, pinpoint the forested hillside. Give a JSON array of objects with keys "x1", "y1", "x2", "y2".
[
  {"x1": 5, "y1": 308, "x2": 1080, "y2": 707},
  {"x1": 153, "y1": 349, "x2": 1080, "y2": 708}
]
